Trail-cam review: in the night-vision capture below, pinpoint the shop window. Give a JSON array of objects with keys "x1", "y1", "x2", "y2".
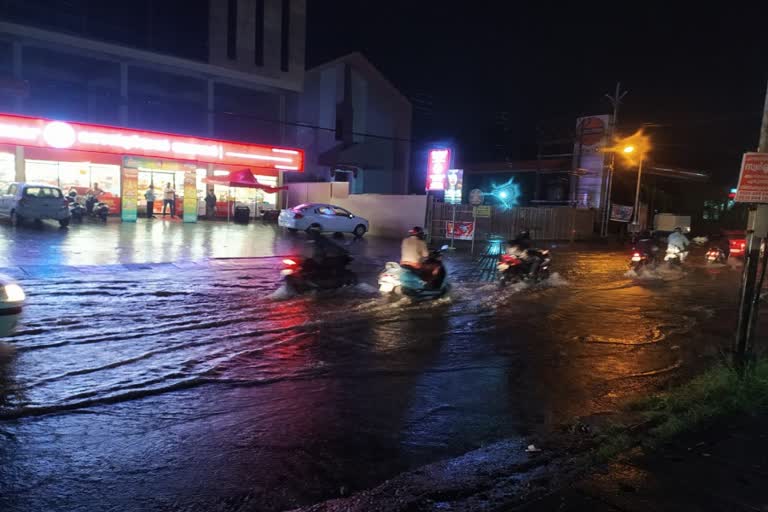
[
  {"x1": 212, "y1": 174, "x2": 277, "y2": 217},
  {"x1": 25, "y1": 160, "x2": 120, "y2": 208}
]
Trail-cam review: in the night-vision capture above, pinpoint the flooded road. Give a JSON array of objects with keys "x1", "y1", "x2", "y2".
[{"x1": 0, "y1": 232, "x2": 747, "y2": 511}]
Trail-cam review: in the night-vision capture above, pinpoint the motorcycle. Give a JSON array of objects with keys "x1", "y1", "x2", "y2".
[
  {"x1": 664, "y1": 245, "x2": 687, "y2": 266},
  {"x1": 85, "y1": 194, "x2": 109, "y2": 222},
  {"x1": 66, "y1": 196, "x2": 85, "y2": 223},
  {"x1": 378, "y1": 245, "x2": 450, "y2": 300},
  {"x1": 629, "y1": 251, "x2": 652, "y2": 272},
  {"x1": 497, "y1": 249, "x2": 551, "y2": 287},
  {"x1": 705, "y1": 247, "x2": 726, "y2": 264},
  {"x1": 281, "y1": 255, "x2": 357, "y2": 294}
]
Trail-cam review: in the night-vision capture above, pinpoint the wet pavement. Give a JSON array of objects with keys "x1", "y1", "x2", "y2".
[{"x1": 0, "y1": 221, "x2": 751, "y2": 511}]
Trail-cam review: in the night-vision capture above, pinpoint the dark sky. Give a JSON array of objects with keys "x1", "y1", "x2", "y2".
[{"x1": 307, "y1": 2, "x2": 768, "y2": 185}]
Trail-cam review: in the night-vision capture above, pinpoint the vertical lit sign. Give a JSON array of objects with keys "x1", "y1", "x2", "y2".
[
  {"x1": 426, "y1": 148, "x2": 452, "y2": 191},
  {"x1": 445, "y1": 169, "x2": 463, "y2": 204}
]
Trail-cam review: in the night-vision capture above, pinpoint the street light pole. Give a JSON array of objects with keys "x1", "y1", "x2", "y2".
[{"x1": 632, "y1": 156, "x2": 644, "y2": 227}]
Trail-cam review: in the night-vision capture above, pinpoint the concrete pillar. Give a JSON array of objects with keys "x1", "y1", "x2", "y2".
[
  {"x1": 207, "y1": 79, "x2": 215, "y2": 137},
  {"x1": 279, "y1": 93, "x2": 286, "y2": 144},
  {"x1": 263, "y1": 0, "x2": 281, "y2": 72},
  {"x1": 12, "y1": 41, "x2": 23, "y2": 112},
  {"x1": 119, "y1": 63, "x2": 129, "y2": 125},
  {"x1": 14, "y1": 146, "x2": 24, "y2": 182},
  {"x1": 289, "y1": 0, "x2": 306, "y2": 75}
]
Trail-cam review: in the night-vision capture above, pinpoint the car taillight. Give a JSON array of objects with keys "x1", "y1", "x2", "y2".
[
  {"x1": 282, "y1": 259, "x2": 297, "y2": 267},
  {"x1": 293, "y1": 212, "x2": 303, "y2": 219},
  {"x1": 633, "y1": 252, "x2": 641, "y2": 258}
]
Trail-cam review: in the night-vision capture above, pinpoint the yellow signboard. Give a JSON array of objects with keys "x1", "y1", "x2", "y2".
[{"x1": 473, "y1": 205, "x2": 492, "y2": 218}]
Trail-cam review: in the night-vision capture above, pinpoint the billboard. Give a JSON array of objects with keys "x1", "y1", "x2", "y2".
[
  {"x1": 426, "y1": 148, "x2": 452, "y2": 191},
  {"x1": 445, "y1": 169, "x2": 463, "y2": 204},
  {"x1": 609, "y1": 203, "x2": 633, "y2": 222},
  {"x1": 735, "y1": 153, "x2": 768, "y2": 203},
  {"x1": 573, "y1": 115, "x2": 610, "y2": 209}
]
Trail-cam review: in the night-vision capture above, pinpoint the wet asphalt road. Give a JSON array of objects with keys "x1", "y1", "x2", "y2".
[{"x1": 0, "y1": 221, "x2": 752, "y2": 511}]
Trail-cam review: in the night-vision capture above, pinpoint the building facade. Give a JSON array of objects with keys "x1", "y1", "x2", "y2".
[
  {"x1": 0, "y1": 0, "x2": 307, "y2": 217},
  {"x1": 294, "y1": 53, "x2": 412, "y2": 194}
]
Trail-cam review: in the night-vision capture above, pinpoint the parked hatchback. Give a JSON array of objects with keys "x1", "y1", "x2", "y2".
[
  {"x1": 278, "y1": 203, "x2": 369, "y2": 237},
  {"x1": 0, "y1": 183, "x2": 71, "y2": 227}
]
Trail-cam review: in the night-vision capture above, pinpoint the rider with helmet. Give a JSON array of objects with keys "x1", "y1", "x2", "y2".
[
  {"x1": 305, "y1": 225, "x2": 349, "y2": 275},
  {"x1": 401, "y1": 227, "x2": 429, "y2": 267},
  {"x1": 400, "y1": 227, "x2": 443, "y2": 289},
  {"x1": 506, "y1": 229, "x2": 541, "y2": 277},
  {"x1": 667, "y1": 227, "x2": 690, "y2": 262}
]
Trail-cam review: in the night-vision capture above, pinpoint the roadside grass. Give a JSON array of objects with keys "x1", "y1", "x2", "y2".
[{"x1": 593, "y1": 358, "x2": 768, "y2": 461}]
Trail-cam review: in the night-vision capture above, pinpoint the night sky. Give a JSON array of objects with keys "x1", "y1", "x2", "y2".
[{"x1": 307, "y1": 2, "x2": 768, "y2": 186}]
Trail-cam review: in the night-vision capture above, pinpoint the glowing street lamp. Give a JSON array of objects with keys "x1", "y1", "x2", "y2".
[{"x1": 604, "y1": 131, "x2": 651, "y2": 229}]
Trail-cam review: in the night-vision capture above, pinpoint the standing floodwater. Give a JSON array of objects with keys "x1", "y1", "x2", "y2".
[{"x1": 0, "y1": 237, "x2": 745, "y2": 512}]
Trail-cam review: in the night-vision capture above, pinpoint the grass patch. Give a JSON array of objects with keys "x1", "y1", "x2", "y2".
[{"x1": 592, "y1": 358, "x2": 768, "y2": 461}]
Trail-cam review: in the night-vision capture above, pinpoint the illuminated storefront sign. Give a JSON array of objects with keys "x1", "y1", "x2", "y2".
[
  {"x1": 0, "y1": 113, "x2": 304, "y2": 171},
  {"x1": 426, "y1": 148, "x2": 452, "y2": 191}
]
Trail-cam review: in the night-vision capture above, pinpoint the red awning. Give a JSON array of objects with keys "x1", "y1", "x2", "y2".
[{"x1": 203, "y1": 169, "x2": 287, "y2": 194}]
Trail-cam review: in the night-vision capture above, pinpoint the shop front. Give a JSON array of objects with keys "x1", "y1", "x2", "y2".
[{"x1": 0, "y1": 113, "x2": 303, "y2": 222}]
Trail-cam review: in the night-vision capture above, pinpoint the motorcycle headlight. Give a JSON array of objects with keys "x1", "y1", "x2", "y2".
[{"x1": 3, "y1": 283, "x2": 25, "y2": 302}]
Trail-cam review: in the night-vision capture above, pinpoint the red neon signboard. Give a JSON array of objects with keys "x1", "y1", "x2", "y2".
[
  {"x1": 426, "y1": 148, "x2": 452, "y2": 191},
  {"x1": 0, "y1": 113, "x2": 303, "y2": 171}
]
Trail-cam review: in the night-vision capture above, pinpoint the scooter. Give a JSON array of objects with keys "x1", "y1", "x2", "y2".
[
  {"x1": 664, "y1": 245, "x2": 687, "y2": 266},
  {"x1": 85, "y1": 195, "x2": 109, "y2": 222},
  {"x1": 66, "y1": 196, "x2": 85, "y2": 223},
  {"x1": 629, "y1": 251, "x2": 652, "y2": 272},
  {"x1": 705, "y1": 247, "x2": 726, "y2": 264},
  {"x1": 281, "y1": 256, "x2": 357, "y2": 294},
  {"x1": 497, "y1": 249, "x2": 551, "y2": 287},
  {"x1": 378, "y1": 245, "x2": 450, "y2": 300}
]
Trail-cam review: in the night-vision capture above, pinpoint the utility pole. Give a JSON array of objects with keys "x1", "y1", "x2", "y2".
[
  {"x1": 734, "y1": 80, "x2": 768, "y2": 374},
  {"x1": 631, "y1": 155, "x2": 644, "y2": 226},
  {"x1": 601, "y1": 82, "x2": 628, "y2": 237}
]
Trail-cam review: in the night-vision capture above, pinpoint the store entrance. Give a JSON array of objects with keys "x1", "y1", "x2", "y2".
[{"x1": 138, "y1": 170, "x2": 183, "y2": 218}]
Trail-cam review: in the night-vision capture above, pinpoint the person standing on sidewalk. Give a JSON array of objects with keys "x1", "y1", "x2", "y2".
[
  {"x1": 162, "y1": 182, "x2": 176, "y2": 218},
  {"x1": 144, "y1": 184, "x2": 156, "y2": 219},
  {"x1": 205, "y1": 189, "x2": 217, "y2": 219}
]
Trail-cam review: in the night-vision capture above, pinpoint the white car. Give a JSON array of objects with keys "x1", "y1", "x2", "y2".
[
  {"x1": 0, "y1": 182, "x2": 71, "y2": 227},
  {"x1": 0, "y1": 274, "x2": 25, "y2": 337},
  {"x1": 278, "y1": 203, "x2": 369, "y2": 237}
]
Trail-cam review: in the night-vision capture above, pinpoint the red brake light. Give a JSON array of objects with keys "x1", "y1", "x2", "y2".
[
  {"x1": 293, "y1": 212, "x2": 304, "y2": 219},
  {"x1": 633, "y1": 252, "x2": 641, "y2": 258},
  {"x1": 282, "y1": 259, "x2": 297, "y2": 266}
]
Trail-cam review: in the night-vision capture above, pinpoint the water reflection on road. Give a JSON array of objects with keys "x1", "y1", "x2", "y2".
[{"x1": 0, "y1": 243, "x2": 748, "y2": 511}]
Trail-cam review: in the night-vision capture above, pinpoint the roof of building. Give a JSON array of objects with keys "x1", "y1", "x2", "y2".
[{"x1": 308, "y1": 52, "x2": 410, "y2": 108}]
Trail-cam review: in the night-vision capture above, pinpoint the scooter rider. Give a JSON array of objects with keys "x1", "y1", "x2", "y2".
[
  {"x1": 636, "y1": 230, "x2": 660, "y2": 263},
  {"x1": 667, "y1": 227, "x2": 690, "y2": 262},
  {"x1": 400, "y1": 227, "x2": 441, "y2": 288},
  {"x1": 506, "y1": 229, "x2": 541, "y2": 277},
  {"x1": 306, "y1": 225, "x2": 349, "y2": 275}
]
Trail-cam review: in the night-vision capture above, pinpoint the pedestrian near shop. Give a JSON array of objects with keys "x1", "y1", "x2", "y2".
[
  {"x1": 144, "y1": 184, "x2": 156, "y2": 219},
  {"x1": 205, "y1": 189, "x2": 217, "y2": 219},
  {"x1": 163, "y1": 183, "x2": 176, "y2": 218}
]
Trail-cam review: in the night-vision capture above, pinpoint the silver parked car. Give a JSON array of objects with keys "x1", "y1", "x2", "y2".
[
  {"x1": 0, "y1": 182, "x2": 71, "y2": 227},
  {"x1": 278, "y1": 203, "x2": 369, "y2": 237}
]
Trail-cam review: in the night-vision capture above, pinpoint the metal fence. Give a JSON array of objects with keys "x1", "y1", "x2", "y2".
[{"x1": 427, "y1": 202, "x2": 596, "y2": 242}]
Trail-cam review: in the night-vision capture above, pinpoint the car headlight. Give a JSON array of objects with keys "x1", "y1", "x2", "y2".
[{"x1": 3, "y1": 283, "x2": 25, "y2": 302}]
